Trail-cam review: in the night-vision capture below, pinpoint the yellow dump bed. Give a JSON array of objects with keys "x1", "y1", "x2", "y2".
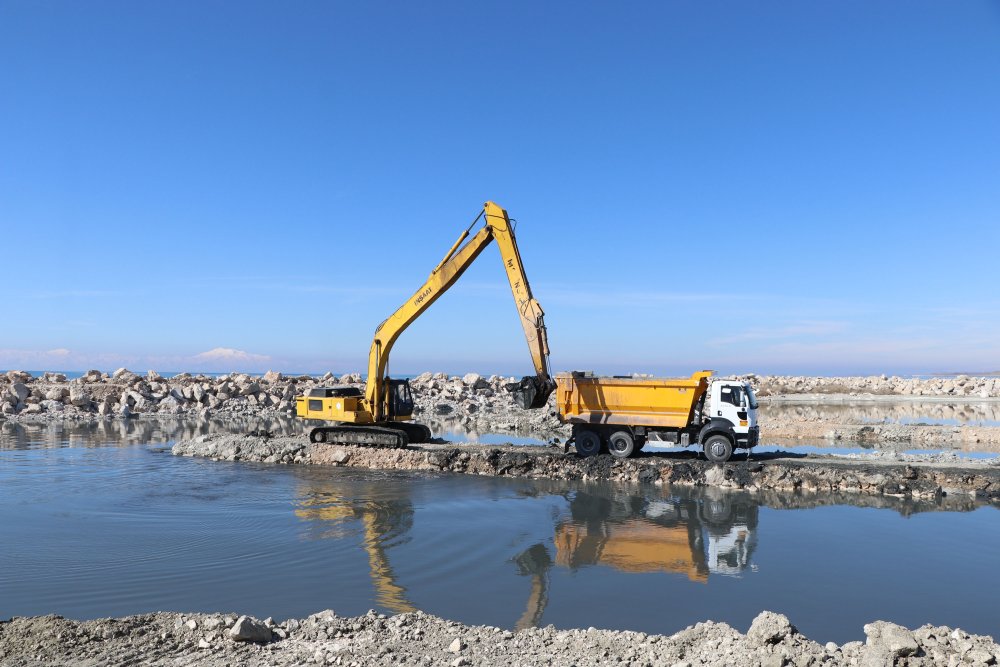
[{"x1": 555, "y1": 371, "x2": 712, "y2": 429}]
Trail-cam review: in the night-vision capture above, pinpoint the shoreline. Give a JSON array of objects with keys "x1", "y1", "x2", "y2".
[
  {"x1": 171, "y1": 434, "x2": 1000, "y2": 503},
  {"x1": 1, "y1": 608, "x2": 996, "y2": 666}
]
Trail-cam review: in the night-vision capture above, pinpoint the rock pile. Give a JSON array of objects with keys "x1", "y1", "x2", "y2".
[
  {"x1": 0, "y1": 608, "x2": 996, "y2": 667},
  {"x1": 748, "y1": 373, "x2": 1000, "y2": 398},
  {"x1": 3, "y1": 369, "x2": 999, "y2": 429}
]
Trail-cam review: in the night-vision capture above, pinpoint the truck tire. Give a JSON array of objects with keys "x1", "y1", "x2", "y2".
[
  {"x1": 608, "y1": 430, "x2": 635, "y2": 459},
  {"x1": 703, "y1": 434, "x2": 733, "y2": 463},
  {"x1": 575, "y1": 429, "x2": 602, "y2": 458}
]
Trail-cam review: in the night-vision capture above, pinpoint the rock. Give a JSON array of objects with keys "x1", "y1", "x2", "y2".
[
  {"x1": 864, "y1": 621, "x2": 919, "y2": 658},
  {"x1": 185, "y1": 619, "x2": 198, "y2": 630},
  {"x1": 240, "y1": 382, "x2": 261, "y2": 396},
  {"x1": 6, "y1": 370, "x2": 32, "y2": 383},
  {"x1": 8, "y1": 383, "x2": 29, "y2": 404},
  {"x1": 747, "y1": 611, "x2": 795, "y2": 645},
  {"x1": 329, "y1": 447, "x2": 351, "y2": 464},
  {"x1": 451, "y1": 659, "x2": 470, "y2": 667},
  {"x1": 263, "y1": 370, "x2": 283, "y2": 384},
  {"x1": 44, "y1": 387, "x2": 68, "y2": 401},
  {"x1": 462, "y1": 373, "x2": 488, "y2": 390},
  {"x1": 40, "y1": 399, "x2": 65, "y2": 413},
  {"x1": 69, "y1": 386, "x2": 91, "y2": 407},
  {"x1": 229, "y1": 615, "x2": 272, "y2": 643},
  {"x1": 197, "y1": 638, "x2": 210, "y2": 649},
  {"x1": 448, "y1": 637, "x2": 465, "y2": 653},
  {"x1": 81, "y1": 369, "x2": 103, "y2": 383}
]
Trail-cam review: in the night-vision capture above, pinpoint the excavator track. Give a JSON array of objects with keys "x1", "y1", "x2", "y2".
[
  {"x1": 309, "y1": 425, "x2": 409, "y2": 449},
  {"x1": 308, "y1": 422, "x2": 432, "y2": 449}
]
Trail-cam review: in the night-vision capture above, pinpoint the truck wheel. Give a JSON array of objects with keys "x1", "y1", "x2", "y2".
[
  {"x1": 575, "y1": 429, "x2": 602, "y2": 458},
  {"x1": 608, "y1": 430, "x2": 635, "y2": 459},
  {"x1": 703, "y1": 435, "x2": 733, "y2": 463}
]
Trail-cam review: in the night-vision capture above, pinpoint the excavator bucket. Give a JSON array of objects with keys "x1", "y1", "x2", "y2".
[{"x1": 507, "y1": 375, "x2": 556, "y2": 410}]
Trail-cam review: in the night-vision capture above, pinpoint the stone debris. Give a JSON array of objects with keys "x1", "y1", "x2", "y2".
[
  {"x1": 229, "y1": 615, "x2": 272, "y2": 643},
  {"x1": 5, "y1": 368, "x2": 1000, "y2": 450},
  {"x1": 0, "y1": 609, "x2": 996, "y2": 667},
  {"x1": 172, "y1": 433, "x2": 1000, "y2": 503}
]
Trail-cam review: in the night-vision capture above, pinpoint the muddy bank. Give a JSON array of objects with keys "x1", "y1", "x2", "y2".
[
  {"x1": 2, "y1": 607, "x2": 997, "y2": 667},
  {"x1": 172, "y1": 434, "x2": 1000, "y2": 503}
]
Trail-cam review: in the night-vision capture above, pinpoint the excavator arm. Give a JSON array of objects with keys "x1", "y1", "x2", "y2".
[{"x1": 365, "y1": 201, "x2": 554, "y2": 421}]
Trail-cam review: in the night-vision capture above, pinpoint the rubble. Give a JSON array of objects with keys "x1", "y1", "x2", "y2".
[
  {"x1": 172, "y1": 434, "x2": 1000, "y2": 503},
  {"x1": 0, "y1": 609, "x2": 996, "y2": 666}
]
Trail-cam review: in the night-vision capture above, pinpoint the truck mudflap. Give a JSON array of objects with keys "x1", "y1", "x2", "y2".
[{"x1": 736, "y1": 425, "x2": 760, "y2": 449}]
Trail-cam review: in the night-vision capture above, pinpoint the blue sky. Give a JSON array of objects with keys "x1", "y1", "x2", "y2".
[{"x1": 2, "y1": 1, "x2": 999, "y2": 376}]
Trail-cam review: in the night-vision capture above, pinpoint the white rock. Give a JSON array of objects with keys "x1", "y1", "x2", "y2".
[{"x1": 229, "y1": 615, "x2": 272, "y2": 643}]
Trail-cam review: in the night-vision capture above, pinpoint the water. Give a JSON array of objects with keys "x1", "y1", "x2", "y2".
[{"x1": 2, "y1": 427, "x2": 999, "y2": 644}]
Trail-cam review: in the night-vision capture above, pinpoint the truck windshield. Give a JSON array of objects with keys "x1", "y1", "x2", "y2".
[{"x1": 745, "y1": 384, "x2": 759, "y2": 409}]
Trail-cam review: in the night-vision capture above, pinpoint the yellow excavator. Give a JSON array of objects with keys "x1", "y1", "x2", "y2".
[{"x1": 296, "y1": 201, "x2": 555, "y2": 447}]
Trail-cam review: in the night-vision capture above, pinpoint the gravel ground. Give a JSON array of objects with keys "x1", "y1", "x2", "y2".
[{"x1": 2, "y1": 608, "x2": 997, "y2": 667}]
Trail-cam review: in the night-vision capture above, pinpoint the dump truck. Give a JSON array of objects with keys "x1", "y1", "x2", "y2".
[{"x1": 557, "y1": 371, "x2": 759, "y2": 462}]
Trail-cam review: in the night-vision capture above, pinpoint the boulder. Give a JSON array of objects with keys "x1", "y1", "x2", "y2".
[
  {"x1": 263, "y1": 370, "x2": 283, "y2": 384},
  {"x1": 40, "y1": 399, "x2": 65, "y2": 413},
  {"x1": 146, "y1": 370, "x2": 163, "y2": 382},
  {"x1": 240, "y1": 382, "x2": 261, "y2": 396},
  {"x1": 44, "y1": 387, "x2": 68, "y2": 401},
  {"x1": 81, "y1": 369, "x2": 104, "y2": 383},
  {"x1": 69, "y1": 386, "x2": 91, "y2": 407},
  {"x1": 5, "y1": 370, "x2": 32, "y2": 383},
  {"x1": 229, "y1": 615, "x2": 272, "y2": 643},
  {"x1": 748, "y1": 611, "x2": 795, "y2": 645},
  {"x1": 8, "y1": 383, "x2": 29, "y2": 404},
  {"x1": 863, "y1": 621, "x2": 918, "y2": 658},
  {"x1": 463, "y1": 373, "x2": 489, "y2": 390}
]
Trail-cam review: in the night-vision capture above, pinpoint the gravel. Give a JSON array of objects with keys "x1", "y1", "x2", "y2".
[{"x1": 1, "y1": 609, "x2": 996, "y2": 667}]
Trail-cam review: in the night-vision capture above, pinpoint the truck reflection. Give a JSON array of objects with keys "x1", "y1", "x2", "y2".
[
  {"x1": 290, "y1": 477, "x2": 757, "y2": 629},
  {"x1": 514, "y1": 488, "x2": 758, "y2": 629}
]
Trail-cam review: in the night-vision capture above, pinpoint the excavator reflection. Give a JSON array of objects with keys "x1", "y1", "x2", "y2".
[
  {"x1": 294, "y1": 484, "x2": 417, "y2": 614},
  {"x1": 513, "y1": 488, "x2": 758, "y2": 630},
  {"x1": 291, "y1": 477, "x2": 757, "y2": 627}
]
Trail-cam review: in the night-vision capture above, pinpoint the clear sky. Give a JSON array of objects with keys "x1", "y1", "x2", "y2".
[{"x1": 2, "y1": 1, "x2": 999, "y2": 377}]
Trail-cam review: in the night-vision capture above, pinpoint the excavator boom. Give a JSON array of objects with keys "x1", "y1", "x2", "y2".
[
  {"x1": 296, "y1": 201, "x2": 554, "y2": 444},
  {"x1": 365, "y1": 201, "x2": 554, "y2": 419}
]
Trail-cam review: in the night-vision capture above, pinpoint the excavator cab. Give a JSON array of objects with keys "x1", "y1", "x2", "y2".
[{"x1": 386, "y1": 378, "x2": 415, "y2": 419}]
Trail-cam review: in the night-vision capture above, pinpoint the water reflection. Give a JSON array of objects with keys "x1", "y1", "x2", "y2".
[
  {"x1": 285, "y1": 473, "x2": 984, "y2": 632},
  {"x1": 294, "y1": 483, "x2": 416, "y2": 614},
  {"x1": 763, "y1": 400, "x2": 1000, "y2": 426},
  {"x1": 0, "y1": 416, "x2": 307, "y2": 450}
]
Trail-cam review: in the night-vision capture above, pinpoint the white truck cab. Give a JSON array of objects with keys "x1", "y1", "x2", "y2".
[{"x1": 699, "y1": 380, "x2": 760, "y2": 462}]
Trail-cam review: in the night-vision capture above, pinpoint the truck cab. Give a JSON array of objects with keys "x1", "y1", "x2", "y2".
[{"x1": 700, "y1": 380, "x2": 760, "y2": 462}]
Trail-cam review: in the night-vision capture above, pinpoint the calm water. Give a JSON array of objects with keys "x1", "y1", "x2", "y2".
[{"x1": 1, "y1": 425, "x2": 999, "y2": 644}]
